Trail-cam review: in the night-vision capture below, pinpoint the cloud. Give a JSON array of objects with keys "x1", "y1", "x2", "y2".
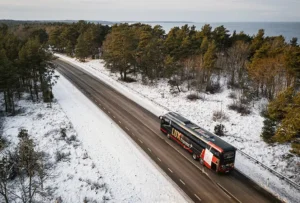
[{"x1": 0, "y1": 0, "x2": 299, "y2": 21}]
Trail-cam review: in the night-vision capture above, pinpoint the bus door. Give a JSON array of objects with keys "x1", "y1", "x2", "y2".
[{"x1": 201, "y1": 147, "x2": 220, "y2": 172}]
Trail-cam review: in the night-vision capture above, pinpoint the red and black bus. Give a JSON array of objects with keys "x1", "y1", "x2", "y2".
[{"x1": 159, "y1": 112, "x2": 236, "y2": 173}]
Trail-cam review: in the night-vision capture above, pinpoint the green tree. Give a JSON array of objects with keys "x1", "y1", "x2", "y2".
[
  {"x1": 19, "y1": 37, "x2": 54, "y2": 101},
  {"x1": 273, "y1": 92, "x2": 300, "y2": 143},
  {"x1": 285, "y1": 45, "x2": 300, "y2": 90},
  {"x1": 249, "y1": 29, "x2": 265, "y2": 58},
  {"x1": 0, "y1": 48, "x2": 18, "y2": 113},
  {"x1": 102, "y1": 24, "x2": 137, "y2": 81},
  {"x1": 30, "y1": 29, "x2": 48, "y2": 44},
  {"x1": 137, "y1": 27, "x2": 165, "y2": 81},
  {"x1": 75, "y1": 33, "x2": 89, "y2": 61},
  {"x1": 212, "y1": 25, "x2": 230, "y2": 51},
  {"x1": 48, "y1": 27, "x2": 63, "y2": 51},
  {"x1": 261, "y1": 118, "x2": 277, "y2": 142}
]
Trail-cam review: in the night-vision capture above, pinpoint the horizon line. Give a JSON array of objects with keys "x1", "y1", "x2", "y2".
[{"x1": 1, "y1": 19, "x2": 300, "y2": 23}]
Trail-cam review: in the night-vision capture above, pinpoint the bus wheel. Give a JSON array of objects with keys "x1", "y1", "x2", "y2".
[
  {"x1": 199, "y1": 158, "x2": 204, "y2": 165},
  {"x1": 192, "y1": 154, "x2": 198, "y2": 160},
  {"x1": 167, "y1": 134, "x2": 170, "y2": 139}
]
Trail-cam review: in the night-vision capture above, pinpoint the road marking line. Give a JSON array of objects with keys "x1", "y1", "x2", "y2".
[
  {"x1": 194, "y1": 194, "x2": 202, "y2": 201},
  {"x1": 168, "y1": 168, "x2": 173, "y2": 173},
  {"x1": 125, "y1": 127, "x2": 129, "y2": 131},
  {"x1": 164, "y1": 139, "x2": 210, "y2": 176},
  {"x1": 157, "y1": 158, "x2": 161, "y2": 162},
  {"x1": 148, "y1": 148, "x2": 152, "y2": 152},
  {"x1": 216, "y1": 183, "x2": 237, "y2": 201},
  {"x1": 118, "y1": 121, "x2": 121, "y2": 124},
  {"x1": 138, "y1": 139, "x2": 143, "y2": 144},
  {"x1": 179, "y1": 179, "x2": 185, "y2": 185}
]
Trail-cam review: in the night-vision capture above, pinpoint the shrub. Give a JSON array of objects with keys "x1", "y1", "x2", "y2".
[
  {"x1": 228, "y1": 92, "x2": 237, "y2": 99},
  {"x1": 55, "y1": 197, "x2": 63, "y2": 203},
  {"x1": 261, "y1": 118, "x2": 276, "y2": 142},
  {"x1": 0, "y1": 136, "x2": 7, "y2": 150},
  {"x1": 206, "y1": 82, "x2": 221, "y2": 94},
  {"x1": 68, "y1": 135, "x2": 77, "y2": 142},
  {"x1": 260, "y1": 107, "x2": 269, "y2": 118},
  {"x1": 227, "y1": 81, "x2": 240, "y2": 89},
  {"x1": 18, "y1": 129, "x2": 29, "y2": 138},
  {"x1": 82, "y1": 152, "x2": 89, "y2": 159},
  {"x1": 122, "y1": 77, "x2": 136, "y2": 83},
  {"x1": 0, "y1": 151, "x2": 19, "y2": 180},
  {"x1": 36, "y1": 113, "x2": 44, "y2": 119},
  {"x1": 141, "y1": 76, "x2": 149, "y2": 85},
  {"x1": 55, "y1": 151, "x2": 70, "y2": 162},
  {"x1": 168, "y1": 79, "x2": 181, "y2": 93},
  {"x1": 212, "y1": 110, "x2": 229, "y2": 122},
  {"x1": 214, "y1": 124, "x2": 225, "y2": 136},
  {"x1": 291, "y1": 140, "x2": 300, "y2": 156},
  {"x1": 240, "y1": 96, "x2": 251, "y2": 105},
  {"x1": 187, "y1": 93, "x2": 201, "y2": 101},
  {"x1": 60, "y1": 128, "x2": 67, "y2": 139},
  {"x1": 228, "y1": 102, "x2": 251, "y2": 115}
]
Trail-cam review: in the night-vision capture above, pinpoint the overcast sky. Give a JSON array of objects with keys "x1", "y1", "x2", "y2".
[{"x1": 0, "y1": 0, "x2": 299, "y2": 22}]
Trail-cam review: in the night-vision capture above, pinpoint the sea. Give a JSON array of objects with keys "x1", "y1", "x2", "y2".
[{"x1": 144, "y1": 22, "x2": 300, "y2": 42}]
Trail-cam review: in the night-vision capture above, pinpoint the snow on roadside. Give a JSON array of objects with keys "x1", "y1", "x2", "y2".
[
  {"x1": 54, "y1": 53, "x2": 300, "y2": 202},
  {"x1": 1, "y1": 96, "x2": 112, "y2": 202},
  {"x1": 53, "y1": 72, "x2": 189, "y2": 203}
]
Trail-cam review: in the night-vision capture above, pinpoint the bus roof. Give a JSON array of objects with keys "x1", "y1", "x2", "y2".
[{"x1": 164, "y1": 112, "x2": 236, "y2": 152}]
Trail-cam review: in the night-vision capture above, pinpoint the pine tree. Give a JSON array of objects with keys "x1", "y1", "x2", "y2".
[
  {"x1": 48, "y1": 28, "x2": 62, "y2": 51},
  {"x1": 267, "y1": 87, "x2": 294, "y2": 121},
  {"x1": 102, "y1": 24, "x2": 137, "y2": 81},
  {"x1": 75, "y1": 33, "x2": 89, "y2": 61},
  {"x1": 0, "y1": 49, "x2": 18, "y2": 113},
  {"x1": 273, "y1": 92, "x2": 300, "y2": 143},
  {"x1": 212, "y1": 25, "x2": 230, "y2": 51},
  {"x1": 291, "y1": 141, "x2": 300, "y2": 156},
  {"x1": 261, "y1": 118, "x2": 276, "y2": 142}
]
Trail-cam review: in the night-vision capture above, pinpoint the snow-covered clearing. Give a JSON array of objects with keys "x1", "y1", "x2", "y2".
[
  {"x1": 1, "y1": 75, "x2": 188, "y2": 202},
  {"x1": 1, "y1": 96, "x2": 112, "y2": 202},
  {"x1": 55, "y1": 53, "x2": 300, "y2": 203}
]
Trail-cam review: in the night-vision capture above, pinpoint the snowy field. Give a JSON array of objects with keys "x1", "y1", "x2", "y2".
[
  {"x1": 1, "y1": 76, "x2": 189, "y2": 202},
  {"x1": 1, "y1": 96, "x2": 112, "y2": 202},
  {"x1": 55, "y1": 54, "x2": 300, "y2": 203}
]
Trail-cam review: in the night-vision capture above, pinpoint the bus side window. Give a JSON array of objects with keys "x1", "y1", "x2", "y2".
[{"x1": 210, "y1": 147, "x2": 220, "y2": 158}]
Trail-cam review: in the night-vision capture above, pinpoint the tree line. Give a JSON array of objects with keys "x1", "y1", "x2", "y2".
[{"x1": 48, "y1": 20, "x2": 110, "y2": 61}]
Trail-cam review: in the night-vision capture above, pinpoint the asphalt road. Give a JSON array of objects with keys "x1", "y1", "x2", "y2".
[{"x1": 54, "y1": 58, "x2": 278, "y2": 203}]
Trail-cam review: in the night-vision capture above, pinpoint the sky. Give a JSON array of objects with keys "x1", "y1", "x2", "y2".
[{"x1": 0, "y1": 0, "x2": 300, "y2": 22}]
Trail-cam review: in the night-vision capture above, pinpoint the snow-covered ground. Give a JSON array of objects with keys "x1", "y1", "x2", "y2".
[
  {"x1": 1, "y1": 75, "x2": 189, "y2": 202},
  {"x1": 1, "y1": 96, "x2": 112, "y2": 202},
  {"x1": 55, "y1": 54, "x2": 300, "y2": 203}
]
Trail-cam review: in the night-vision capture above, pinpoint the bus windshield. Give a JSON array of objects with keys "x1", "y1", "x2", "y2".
[{"x1": 223, "y1": 151, "x2": 235, "y2": 163}]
